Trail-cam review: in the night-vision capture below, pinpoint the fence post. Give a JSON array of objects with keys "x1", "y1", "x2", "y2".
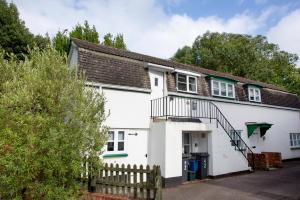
[{"x1": 154, "y1": 166, "x2": 162, "y2": 200}]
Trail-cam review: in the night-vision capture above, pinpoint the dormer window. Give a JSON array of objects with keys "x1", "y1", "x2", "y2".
[
  {"x1": 177, "y1": 73, "x2": 197, "y2": 93},
  {"x1": 248, "y1": 86, "x2": 261, "y2": 102},
  {"x1": 211, "y1": 79, "x2": 235, "y2": 99}
]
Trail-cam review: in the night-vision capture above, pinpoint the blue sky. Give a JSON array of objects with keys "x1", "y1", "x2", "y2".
[
  {"x1": 13, "y1": 0, "x2": 300, "y2": 65},
  {"x1": 161, "y1": 0, "x2": 300, "y2": 34}
]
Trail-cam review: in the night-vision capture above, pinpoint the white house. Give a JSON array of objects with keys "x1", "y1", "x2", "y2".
[{"x1": 68, "y1": 38, "x2": 300, "y2": 187}]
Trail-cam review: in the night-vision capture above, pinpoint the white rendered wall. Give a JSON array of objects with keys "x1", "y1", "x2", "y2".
[
  {"x1": 100, "y1": 88, "x2": 151, "y2": 166},
  {"x1": 201, "y1": 119, "x2": 249, "y2": 176},
  {"x1": 103, "y1": 89, "x2": 151, "y2": 129},
  {"x1": 148, "y1": 121, "x2": 166, "y2": 175},
  {"x1": 214, "y1": 101, "x2": 300, "y2": 159},
  {"x1": 102, "y1": 129, "x2": 148, "y2": 166}
]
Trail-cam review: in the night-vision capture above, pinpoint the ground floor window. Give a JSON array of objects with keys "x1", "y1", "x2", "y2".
[
  {"x1": 230, "y1": 130, "x2": 242, "y2": 147},
  {"x1": 290, "y1": 133, "x2": 300, "y2": 148},
  {"x1": 107, "y1": 130, "x2": 125, "y2": 152}
]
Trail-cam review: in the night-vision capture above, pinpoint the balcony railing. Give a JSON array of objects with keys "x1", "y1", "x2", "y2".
[{"x1": 151, "y1": 96, "x2": 214, "y2": 120}]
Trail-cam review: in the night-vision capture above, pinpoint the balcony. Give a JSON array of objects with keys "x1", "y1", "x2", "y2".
[{"x1": 150, "y1": 95, "x2": 217, "y2": 121}]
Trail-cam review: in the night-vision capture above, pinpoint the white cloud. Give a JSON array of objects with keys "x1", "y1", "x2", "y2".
[
  {"x1": 13, "y1": 0, "x2": 273, "y2": 59},
  {"x1": 267, "y1": 9, "x2": 300, "y2": 66}
]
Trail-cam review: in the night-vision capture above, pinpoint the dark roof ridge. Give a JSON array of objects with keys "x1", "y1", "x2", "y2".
[{"x1": 72, "y1": 38, "x2": 291, "y2": 94}]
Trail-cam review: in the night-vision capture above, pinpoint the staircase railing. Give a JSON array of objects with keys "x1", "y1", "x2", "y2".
[{"x1": 150, "y1": 95, "x2": 255, "y2": 169}]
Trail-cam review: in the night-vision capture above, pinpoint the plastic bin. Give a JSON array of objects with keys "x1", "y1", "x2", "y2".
[
  {"x1": 189, "y1": 159, "x2": 198, "y2": 172},
  {"x1": 188, "y1": 171, "x2": 196, "y2": 181}
]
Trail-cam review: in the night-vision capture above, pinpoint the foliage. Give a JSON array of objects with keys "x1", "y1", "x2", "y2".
[
  {"x1": 33, "y1": 33, "x2": 51, "y2": 50},
  {"x1": 0, "y1": 0, "x2": 33, "y2": 58},
  {"x1": 172, "y1": 32, "x2": 300, "y2": 97},
  {"x1": 102, "y1": 33, "x2": 127, "y2": 50},
  {"x1": 52, "y1": 30, "x2": 70, "y2": 55},
  {"x1": 103, "y1": 33, "x2": 127, "y2": 49},
  {"x1": 70, "y1": 20, "x2": 100, "y2": 44},
  {"x1": 0, "y1": 0, "x2": 50, "y2": 59},
  {"x1": 0, "y1": 48, "x2": 108, "y2": 199}
]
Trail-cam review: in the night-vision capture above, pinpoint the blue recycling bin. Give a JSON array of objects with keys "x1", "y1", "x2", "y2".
[{"x1": 189, "y1": 159, "x2": 198, "y2": 172}]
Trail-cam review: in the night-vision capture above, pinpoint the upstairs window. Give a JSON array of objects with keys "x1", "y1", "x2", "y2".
[
  {"x1": 211, "y1": 79, "x2": 235, "y2": 98},
  {"x1": 177, "y1": 74, "x2": 197, "y2": 93},
  {"x1": 248, "y1": 87, "x2": 261, "y2": 102}
]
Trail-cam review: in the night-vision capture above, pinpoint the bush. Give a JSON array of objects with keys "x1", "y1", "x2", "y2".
[{"x1": 0, "y1": 48, "x2": 107, "y2": 199}]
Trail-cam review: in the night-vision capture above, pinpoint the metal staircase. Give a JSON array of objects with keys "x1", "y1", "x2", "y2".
[{"x1": 150, "y1": 95, "x2": 255, "y2": 169}]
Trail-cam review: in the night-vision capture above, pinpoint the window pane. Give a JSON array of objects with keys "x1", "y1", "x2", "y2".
[
  {"x1": 108, "y1": 131, "x2": 114, "y2": 141},
  {"x1": 118, "y1": 131, "x2": 124, "y2": 141},
  {"x1": 184, "y1": 145, "x2": 190, "y2": 154},
  {"x1": 178, "y1": 82, "x2": 187, "y2": 91},
  {"x1": 189, "y1": 77, "x2": 196, "y2": 92},
  {"x1": 213, "y1": 81, "x2": 219, "y2": 95},
  {"x1": 178, "y1": 74, "x2": 187, "y2": 82},
  {"x1": 118, "y1": 142, "x2": 124, "y2": 151},
  {"x1": 221, "y1": 82, "x2": 226, "y2": 96},
  {"x1": 154, "y1": 78, "x2": 158, "y2": 86},
  {"x1": 228, "y1": 84, "x2": 233, "y2": 97},
  {"x1": 107, "y1": 142, "x2": 114, "y2": 151},
  {"x1": 184, "y1": 134, "x2": 190, "y2": 144}
]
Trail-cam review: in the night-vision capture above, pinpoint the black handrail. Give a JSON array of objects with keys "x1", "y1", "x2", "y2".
[{"x1": 150, "y1": 96, "x2": 255, "y2": 169}]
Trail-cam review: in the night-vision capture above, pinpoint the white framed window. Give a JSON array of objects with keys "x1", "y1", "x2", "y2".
[
  {"x1": 177, "y1": 73, "x2": 197, "y2": 93},
  {"x1": 290, "y1": 133, "x2": 300, "y2": 148},
  {"x1": 211, "y1": 80, "x2": 235, "y2": 98},
  {"x1": 106, "y1": 130, "x2": 125, "y2": 152},
  {"x1": 182, "y1": 133, "x2": 191, "y2": 155},
  {"x1": 230, "y1": 130, "x2": 242, "y2": 148},
  {"x1": 248, "y1": 87, "x2": 261, "y2": 102}
]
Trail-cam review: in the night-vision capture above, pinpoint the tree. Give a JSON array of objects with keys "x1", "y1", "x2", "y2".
[
  {"x1": 0, "y1": 0, "x2": 51, "y2": 58},
  {"x1": 102, "y1": 33, "x2": 127, "y2": 50},
  {"x1": 0, "y1": 0, "x2": 34, "y2": 58},
  {"x1": 0, "y1": 48, "x2": 107, "y2": 199},
  {"x1": 103, "y1": 33, "x2": 113, "y2": 47},
  {"x1": 52, "y1": 29, "x2": 70, "y2": 54},
  {"x1": 70, "y1": 20, "x2": 100, "y2": 44},
  {"x1": 173, "y1": 46, "x2": 194, "y2": 65},
  {"x1": 113, "y1": 34, "x2": 127, "y2": 49},
  {"x1": 33, "y1": 33, "x2": 51, "y2": 50},
  {"x1": 172, "y1": 32, "x2": 300, "y2": 97}
]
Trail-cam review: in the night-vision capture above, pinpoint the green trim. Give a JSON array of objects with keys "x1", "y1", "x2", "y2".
[
  {"x1": 208, "y1": 75, "x2": 238, "y2": 83},
  {"x1": 103, "y1": 153, "x2": 128, "y2": 158},
  {"x1": 246, "y1": 123, "x2": 273, "y2": 137}
]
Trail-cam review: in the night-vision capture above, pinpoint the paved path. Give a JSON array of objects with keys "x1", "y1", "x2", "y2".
[{"x1": 163, "y1": 160, "x2": 300, "y2": 200}]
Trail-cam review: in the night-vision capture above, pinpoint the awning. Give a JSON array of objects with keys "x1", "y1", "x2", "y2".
[{"x1": 246, "y1": 122, "x2": 273, "y2": 137}]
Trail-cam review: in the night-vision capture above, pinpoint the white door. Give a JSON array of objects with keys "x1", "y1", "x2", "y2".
[{"x1": 149, "y1": 69, "x2": 164, "y2": 99}]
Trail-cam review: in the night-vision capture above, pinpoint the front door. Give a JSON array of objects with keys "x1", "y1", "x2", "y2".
[{"x1": 149, "y1": 69, "x2": 164, "y2": 99}]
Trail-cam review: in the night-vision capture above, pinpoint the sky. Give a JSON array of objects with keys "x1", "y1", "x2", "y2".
[{"x1": 12, "y1": 0, "x2": 300, "y2": 65}]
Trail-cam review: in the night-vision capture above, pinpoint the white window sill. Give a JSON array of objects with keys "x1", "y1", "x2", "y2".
[
  {"x1": 212, "y1": 94, "x2": 235, "y2": 99},
  {"x1": 290, "y1": 146, "x2": 300, "y2": 150},
  {"x1": 177, "y1": 89, "x2": 198, "y2": 94}
]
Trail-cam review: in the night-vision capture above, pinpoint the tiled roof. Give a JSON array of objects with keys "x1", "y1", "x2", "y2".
[
  {"x1": 72, "y1": 38, "x2": 286, "y2": 92},
  {"x1": 72, "y1": 38, "x2": 300, "y2": 109}
]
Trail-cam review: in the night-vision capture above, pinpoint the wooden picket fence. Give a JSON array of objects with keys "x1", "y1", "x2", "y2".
[{"x1": 84, "y1": 163, "x2": 162, "y2": 200}]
